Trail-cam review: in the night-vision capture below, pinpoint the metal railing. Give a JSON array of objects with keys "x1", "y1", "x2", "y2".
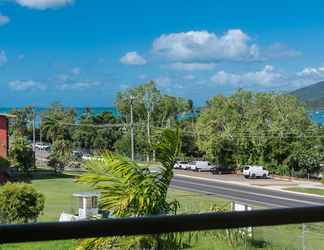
[{"x1": 1, "y1": 206, "x2": 324, "y2": 244}]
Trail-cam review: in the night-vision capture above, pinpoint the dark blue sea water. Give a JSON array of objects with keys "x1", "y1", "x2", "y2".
[{"x1": 1, "y1": 107, "x2": 324, "y2": 125}]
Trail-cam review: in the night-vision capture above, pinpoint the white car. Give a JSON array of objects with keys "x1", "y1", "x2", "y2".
[
  {"x1": 82, "y1": 154, "x2": 103, "y2": 161},
  {"x1": 243, "y1": 166, "x2": 269, "y2": 179},
  {"x1": 189, "y1": 161, "x2": 212, "y2": 172},
  {"x1": 174, "y1": 161, "x2": 189, "y2": 170},
  {"x1": 35, "y1": 143, "x2": 51, "y2": 151},
  {"x1": 81, "y1": 154, "x2": 92, "y2": 161}
]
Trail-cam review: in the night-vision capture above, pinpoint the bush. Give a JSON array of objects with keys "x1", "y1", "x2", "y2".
[
  {"x1": 0, "y1": 157, "x2": 10, "y2": 171},
  {"x1": 0, "y1": 183, "x2": 45, "y2": 224},
  {"x1": 9, "y1": 135, "x2": 33, "y2": 175}
]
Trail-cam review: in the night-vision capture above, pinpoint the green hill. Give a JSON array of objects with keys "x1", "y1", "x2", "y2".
[{"x1": 291, "y1": 81, "x2": 324, "y2": 108}]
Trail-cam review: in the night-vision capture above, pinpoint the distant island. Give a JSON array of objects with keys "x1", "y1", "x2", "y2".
[{"x1": 291, "y1": 81, "x2": 324, "y2": 109}]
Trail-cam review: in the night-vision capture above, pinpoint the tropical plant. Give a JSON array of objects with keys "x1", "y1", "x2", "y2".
[
  {"x1": 196, "y1": 90, "x2": 316, "y2": 173},
  {"x1": 48, "y1": 139, "x2": 72, "y2": 173},
  {"x1": 9, "y1": 135, "x2": 34, "y2": 175},
  {"x1": 77, "y1": 128, "x2": 188, "y2": 249},
  {"x1": 10, "y1": 106, "x2": 34, "y2": 138},
  {"x1": 0, "y1": 183, "x2": 45, "y2": 224},
  {"x1": 41, "y1": 103, "x2": 75, "y2": 142},
  {"x1": 116, "y1": 81, "x2": 190, "y2": 161}
]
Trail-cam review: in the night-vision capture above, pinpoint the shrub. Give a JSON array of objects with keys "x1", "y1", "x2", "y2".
[
  {"x1": 0, "y1": 183, "x2": 45, "y2": 224},
  {"x1": 0, "y1": 157, "x2": 10, "y2": 171},
  {"x1": 9, "y1": 135, "x2": 33, "y2": 175}
]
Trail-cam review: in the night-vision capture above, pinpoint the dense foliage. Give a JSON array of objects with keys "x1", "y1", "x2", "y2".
[
  {"x1": 9, "y1": 135, "x2": 34, "y2": 175},
  {"x1": 77, "y1": 128, "x2": 187, "y2": 249},
  {"x1": 48, "y1": 139, "x2": 72, "y2": 173},
  {"x1": 116, "y1": 81, "x2": 191, "y2": 160},
  {"x1": 0, "y1": 183, "x2": 45, "y2": 224},
  {"x1": 196, "y1": 90, "x2": 324, "y2": 175},
  {"x1": 10, "y1": 106, "x2": 34, "y2": 138}
]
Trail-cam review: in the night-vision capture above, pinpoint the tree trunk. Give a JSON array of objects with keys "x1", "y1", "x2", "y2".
[{"x1": 147, "y1": 111, "x2": 151, "y2": 162}]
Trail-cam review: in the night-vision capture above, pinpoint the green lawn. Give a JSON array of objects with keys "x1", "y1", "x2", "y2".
[
  {"x1": 1, "y1": 173, "x2": 323, "y2": 250},
  {"x1": 285, "y1": 187, "x2": 324, "y2": 196}
]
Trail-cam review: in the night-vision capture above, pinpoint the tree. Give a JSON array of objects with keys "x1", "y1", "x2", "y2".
[
  {"x1": 10, "y1": 106, "x2": 34, "y2": 138},
  {"x1": 196, "y1": 90, "x2": 315, "y2": 171},
  {"x1": 41, "y1": 103, "x2": 76, "y2": 143},
  {"x1": 48, "y1": 139, "x2": 72, "y2": 173},
  {"x1": 71, "y1": 111, "x2": 121, "y2": 152},
  {"x1": 9, "y1": 135, "x2": 34, "y2": 175},
  {"x1": 116, "y1": 81, "x2": 190, "y2": 160},
  {"x1": 77, "y1": 128, "x2": 184, "y2": 249},
  {"x1": 0, "y1": 183, "x2": 45, "y2": 224}
]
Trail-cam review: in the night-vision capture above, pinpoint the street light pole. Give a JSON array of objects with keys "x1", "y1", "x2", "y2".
[
  {"x1": 32, "y1": 111, "x2": 36, "y2": 169},
  {"x1": 40, "y1": 116, "x2": 42, "y2": 145},
  {"x1": 130, "y1": 96, "x2": 135, "y2": 161}
]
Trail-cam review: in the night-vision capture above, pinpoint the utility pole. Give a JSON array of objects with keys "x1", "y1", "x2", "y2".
[
  {"x1": 130, "y1": 96, "x2": 135, "y2": 161},
  {"x1": 40, "y1": 116, "x2": 42, "y2": 145},
  {"x1": 32, "y1": 111, "x2": 36, "y2": 169}
]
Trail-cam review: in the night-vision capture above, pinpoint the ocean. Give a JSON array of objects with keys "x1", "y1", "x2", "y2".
[{"x1": 1, "y1": 107, "x2": 324, "y2": 125}]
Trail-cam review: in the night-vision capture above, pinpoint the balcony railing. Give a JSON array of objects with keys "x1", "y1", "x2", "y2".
[{"x1": 1, "y1": 206, "x2": 324, "y2": 244}]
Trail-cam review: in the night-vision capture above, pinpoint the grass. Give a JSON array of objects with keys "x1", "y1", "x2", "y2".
[
  {"x1": 285, "y1": 187, "x2": 324, "y2": 196},
  {"x1": 1, "y1": 171, "x2": 324, "y2": 250}
]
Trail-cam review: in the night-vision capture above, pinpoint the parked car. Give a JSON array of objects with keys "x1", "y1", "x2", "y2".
[
  {"x1": 174, "y1": 161, "x2": 189, "y2": 169},
  {"x1": 189, "y1": 161, "x2": 212, "y2": 172},
  {"x1": 81, "y1": 154, "x2": 92, "y2": 161},
  {"x1": 82, "y1": 154, "x2": 103, "y2": 161},
  {"x1": 211, "y1": 165, "x2": 235, "y2": 175},
  {"x1": 35, "y1": 143, "x2": 51, "y2": 151},
  {"x1": 243, "y1": 165, "x2": 269, "y2": 178}
]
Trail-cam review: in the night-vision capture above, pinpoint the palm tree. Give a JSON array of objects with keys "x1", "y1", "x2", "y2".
[
  {"x1": 42, "y1": 115, "x2": 63, "y2": 142},
  {"x1": 77, "y1": 128, "x2": 188, "y2": 249}
]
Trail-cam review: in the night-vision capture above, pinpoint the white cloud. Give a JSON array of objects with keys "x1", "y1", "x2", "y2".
[
  {"x1": 0, "y1": 14, "x2": 10, "y2": 26},
  {"x1": 153, "y1": 30, "x2": 259, "y2": 62},
  {"x1": 58, "y1": 81, "x2": 101, "y2": 90},
  {"x1": 168, "y1": 62, "x2": 216, "y2": 71},
  {"x1": 16, "y1": 0, "x2": 74, "y2": 10},
  {"x1": 9, "y1": 80, "x2": 46, "y2": 91},
  {"x1": 210, "y1": 65, "x2": 282, "y2": 87},
  {"x1": 120, "y1": 51, "x2": 147, "y2": 65},
  {"x1": 297, "y1": 66, "x2": 324, "y2": 78},
  {"x1": 71, "y1": 67, "x2": 81, "y2": 75},
  {"x1": 0, "y1": 50, "x2": 8, "y2": 66}
]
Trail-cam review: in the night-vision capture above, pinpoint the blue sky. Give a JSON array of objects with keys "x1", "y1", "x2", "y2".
[{"x1": 0, "y1": 0, "x2": 324, "y2": 107}]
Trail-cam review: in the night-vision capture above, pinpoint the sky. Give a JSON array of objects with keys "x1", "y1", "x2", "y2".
[{"x1": 0, "y1": 0, "x2": 324, "y2": 107}]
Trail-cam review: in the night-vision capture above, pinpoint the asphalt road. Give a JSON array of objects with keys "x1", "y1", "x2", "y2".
[{"x1": 171, "y1": 175, "x2": 324, "y2": 208}]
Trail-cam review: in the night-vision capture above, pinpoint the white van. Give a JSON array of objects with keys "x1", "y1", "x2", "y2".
[
  {"x1": 243, "y1": 166, "x2": 269, "y2": 179},
  {"x1": 190, "y1": 161, "x2": 212, "y2": 172}
]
